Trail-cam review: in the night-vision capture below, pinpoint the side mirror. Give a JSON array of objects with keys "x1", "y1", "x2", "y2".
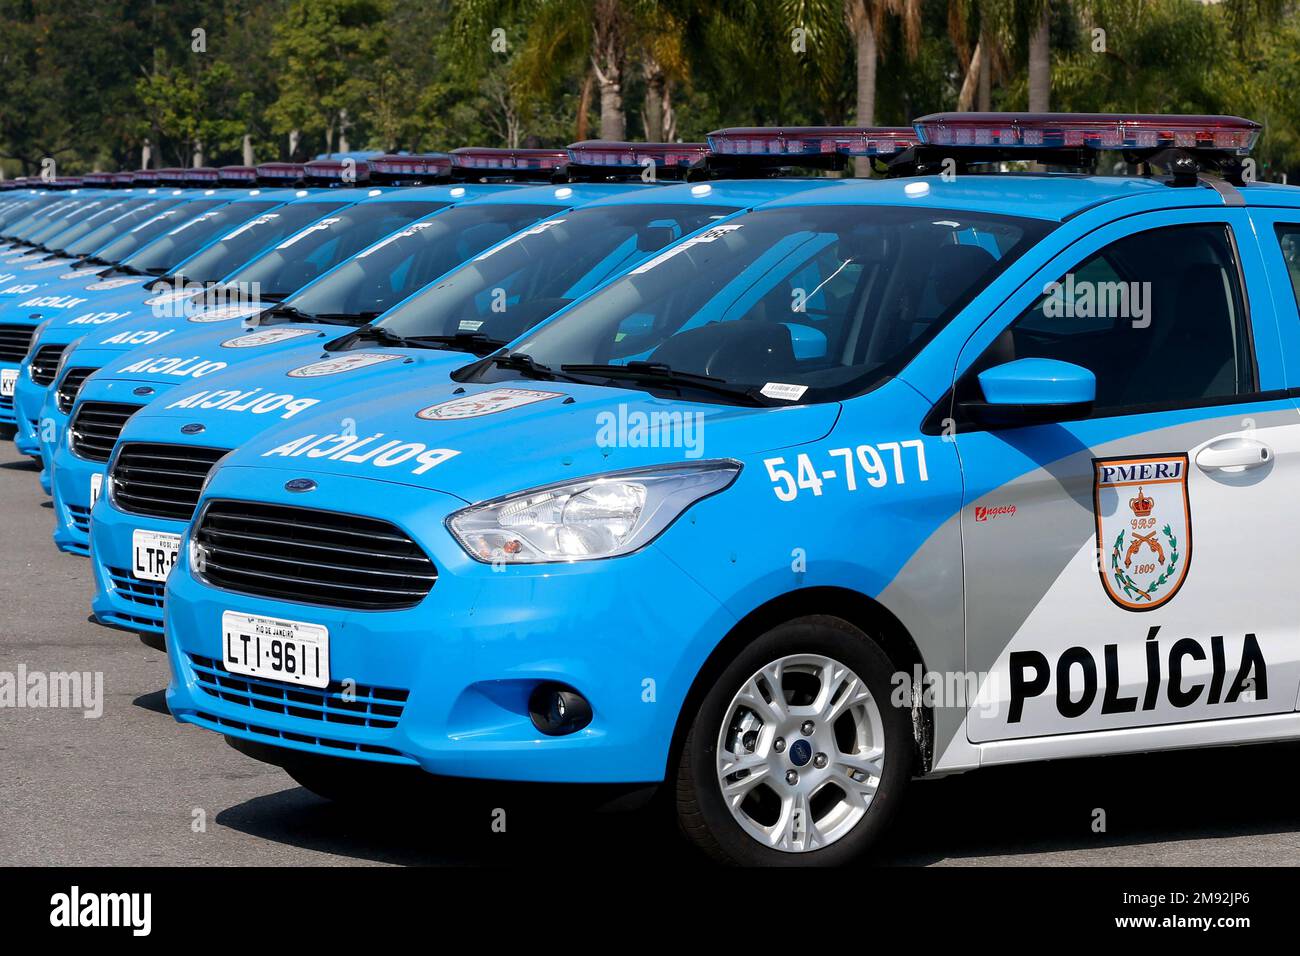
[{"x1": 962, "y1": 358, "x2": 1095, "y2": 428}]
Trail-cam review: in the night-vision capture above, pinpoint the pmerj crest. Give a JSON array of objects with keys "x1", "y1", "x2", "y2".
[{"x1": 1093, "y1": 453, "x2": 1192, "y2": 611}]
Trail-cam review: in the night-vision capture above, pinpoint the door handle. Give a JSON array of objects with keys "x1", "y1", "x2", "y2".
[{"x1": 1195, "y1": 436, "x2": 1272, "y2": 473}]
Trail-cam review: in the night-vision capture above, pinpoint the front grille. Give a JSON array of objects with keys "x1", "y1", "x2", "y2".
[
  {"x1": 191, "y1": 711, "x2": 409, "y2": 761},
  {"x1": 189, "y1": 655, "x2": 408, "y2": 729},
  {"x1": 55, "y1": 366, "x2": 97, "y2": 413},
  {"x1": 68, "y1": 401, "x2": 141, "y2": 462},
  {"x1": 29, "y1": 344, "x2": 66, "y2": 385},
  {"x1": 0, "y1": 325, "x2": 35, "y2": 363},
  {"x1": 106, "y1": 566, "x2": 166, "y2": 610},
  {"x1": 67, "y1": 503, "x2": 91, "y2": 535},
  {"x1": 111, "y1": 443, "x2": 229, "y2": 520},
  {"x1": 194, "y1": 500, "x2": 437, "y2": 610}
]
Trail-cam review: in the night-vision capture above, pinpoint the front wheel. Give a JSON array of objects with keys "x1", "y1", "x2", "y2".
[{"x1": 675, "y1": 615, "x2": 914, "y2": 865}]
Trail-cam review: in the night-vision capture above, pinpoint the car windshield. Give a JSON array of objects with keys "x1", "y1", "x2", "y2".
[
  {"x1": 93, "y1": 199, "x2": 226, "y2": 264},
  {"x1": 172, "y1": 199, "x2": 350, "y2": 285},
  {"x1": 43, "y1": 198, "x2": 150, "y2": 253},
  {"x1": 24, "y1": 199, "x2": 110, "y2": 245},
  {"x1": 284, "y1": 203, "x2": 562, "y2": 320},
  {"x1": 121, "y1": 201, "x2": 280, "y2": 275},
  {"x1": 487, "y1": 205, "x2": 1051, "y2": 404},
  {"x1": 62, "y1": 198, "x2": 184, "y2": 258},
  {"x1": 222, "y1": 200, "x2": 447, "y2": 300},
  {"x1": 0, "y1": 198, "x2": 44, "y2": 230},
  {"x1": 5, "y1": 197, "x2": 87, "y2": 240},
  {"x1": 376, "y1": 202, "x2": 734, "y2": 347}
]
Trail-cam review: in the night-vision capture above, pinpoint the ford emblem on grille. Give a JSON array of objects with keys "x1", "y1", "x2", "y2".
[
  {"x1": 132, "y1": 386, "x2": 155, "y2": 397},
  {"x1": 285, "y1": 478, "x2": 317, "y2": 493},
  {"x1": 180, "y1": 422, "x2": 205, "y2": 434}
]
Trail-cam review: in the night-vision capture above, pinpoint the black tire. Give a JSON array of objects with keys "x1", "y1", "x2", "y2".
[{"x1": 675, "y1": 615, "x2": 914, "y2": 866}]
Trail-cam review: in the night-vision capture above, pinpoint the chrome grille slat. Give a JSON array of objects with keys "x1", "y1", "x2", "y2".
[
  {"x1": 55, "y1": 366, "x2": 97, "y2": 412},
  {"x1": 68, "y1": 402, "x2": 141, "y2": 462},
  {"x1": 194, "y1": 500, "x2": 437, "y2": 610},
  {"x1": 29, "y1": 344, "x2": 67, "y2": 385},
  {"x1": 110, "y1": 442, "x2": 228, "y2": 520},
  {"x1": 0, "y1": 325, "x2": 35, "y2": 363}
]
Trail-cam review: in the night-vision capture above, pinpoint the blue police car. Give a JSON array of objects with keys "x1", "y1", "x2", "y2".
[{"x1": 165, "y1": 114, "x2": 1293, "y2": 864}]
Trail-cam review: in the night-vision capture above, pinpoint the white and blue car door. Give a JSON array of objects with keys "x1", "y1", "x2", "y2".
[{"x1": 951, "y1": 208, "x2": 1300, "y2": 746}]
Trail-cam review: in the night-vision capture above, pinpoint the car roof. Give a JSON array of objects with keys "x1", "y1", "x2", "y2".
[
  {"x1": 349, "y1": 182, "x2": 521, "y2": 204},
  {"x1": 754, "y1": 173, "x2": 1300, "y2": 222},
  {"x1": 577, "y1": 177, "x2": 854, "y2": 210}
]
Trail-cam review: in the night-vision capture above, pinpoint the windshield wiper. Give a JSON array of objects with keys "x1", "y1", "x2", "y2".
[
  {"x1": 560, "y1": 361, "x2": 771, "y2": 406},
  {"x1": 265, "y1": 303, "x2": 316, "y2": 324},
  {"x1": 313, "y1": 310, "x2": 383, "y2": 326},
  {"x1": 108, "y1": 262, "x2": 147, "y2": 277},
  {"x1": 332, "y1": 324, "x2": 446, "y2": 351},
  {"x1": 410, "y1": 331, "x2": 509, "y2": 356},
  {"x1": 492, "y1": 351, "x2": 563, "y2": 381}
]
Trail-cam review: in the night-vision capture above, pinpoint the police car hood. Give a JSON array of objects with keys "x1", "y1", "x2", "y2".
[
  {"x1": 72, "y1": 311, "x2": 343, "y2": 385},
  {"x1": 219, "y1": 380, "x2": 842, "y2": 503}
]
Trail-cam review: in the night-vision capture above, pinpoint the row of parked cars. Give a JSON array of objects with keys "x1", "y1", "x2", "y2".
[{"x1": 3, "y1": 114, "x2": 1294, "y2": 864}]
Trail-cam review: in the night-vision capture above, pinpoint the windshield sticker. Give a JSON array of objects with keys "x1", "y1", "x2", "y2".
[
  {"x1": 166, "y1": 386, "x2": 319, "y2": 419},
  {"x1": 274, "y1": 217, "x2": 342, "y2": 250},
  {"x1": 417, "y1": 387, "x2": 565, "y2": 421},
  {"x1": 355, "y1": 221, "x2": 435, "y2": 258},
  {"x1": 629, "y1": 223, "x2": 743, "y2": 275},
  {"x1": 473, "y1": 219, "x2": 566, "y2": 262},
  {"x1": 285, "y1": 352, "x2": 401, "y2": 378},
  {"x1": 188, "y1": 302, "x2": 267, "y2": 323},
  {"x1": 84, "y1": 277, "x2": 141, "y2": 292},
  {"x1": 262, "y1": 431, "x2": 460, "y2": 476},
  {"x1": 221, "y1": 328, "x2": 316, "y2": 349},
  {"x1": 117, "y1": 355, "x2": 228, "y2": 379},
  {"x1": 760, "y1": 382, "x2": 808, "y2": 402},
  {"x1": 457, "y1": 319, "x2": 484, "y2": 332}
]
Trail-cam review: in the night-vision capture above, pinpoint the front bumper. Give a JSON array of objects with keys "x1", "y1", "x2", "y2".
[
  {"x1": 89, "y1": 492, "x2": 178, "y2": 634},
  {"x1": 50, "y1": 439, "x2": 103, "y2": 556},
  {"x1": 165, "y1": 468, "x2": 737, "y2": 785}
]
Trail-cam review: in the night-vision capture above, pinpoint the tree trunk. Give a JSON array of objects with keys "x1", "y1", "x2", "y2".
[
  {"x1": 141, "y1": 139, "x2": 153, "y2": 169},
  {"x1": 977, "y1": 29, "x2": 991, "y2": 110},
  {"x1": 661, "y1": 80, "x2": 677, "y2": 142},
  {"x1": 242, "y1": 134, "x2": 254, "y2": 166},
  {"x1": 643, "y1": 57, "x2": 665, "y2": 142},
  {"x1": 957, "y1": 39, "x2": 984, "y2": 111},
  {"x1": 193, "y1": 141, "x2": 204, "y2": 167},
  {"x1": 590, "y1": 0, "x2": 626, "y2": 141},
  {"x1": 1028, "y1": 4, "x2": 1050, "y2": 112},
  {"x1": 596, "y1": 73, "x2": 625, "y2": 139},
  {"x1": 850, "y1": 3, "x2": 877, "y2": 177},
  {"x1": 575, "y1": 69, "x2": 594, "y2": 141},
  {"x1": 338, "y1": 109, "x2": 351, "y2": 153},
  {"x1": 288, "y1": 129, "x2": 301, "y2": 160}
]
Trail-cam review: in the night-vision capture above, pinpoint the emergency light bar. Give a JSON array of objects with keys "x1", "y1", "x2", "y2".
[
  {"x1": 255, "y1": 162, "x2": 306, "y2": 185},
  {"x1": 155, "y1": 168, "x2": 189, "y2": 185},
  {"x1": 48, "y1": 177, "x2": 84, "y2": 189},
  {"x1": 369, "y1": 153, "x2": 452, "y2": 184},
  {"x1": 0, "y1": 181, "x2": 15, "y2": 191},
  {"x1": 84, "y1": 173, "x2": 115, "y2": 187},
  {"x1": 913, "y1": 112, "x2": 1261, "y2": 154},
  {"x1": 707, "y1": 127, "x2": 918, "y2": 158},
  {"x1": 566, "y1": 141, "x2": 710, "y2": 178},
  {"x1": 450, "y1": 147, "x2": 568, "y2": 180},
  {"x1": 131, "y1": 170, "x2": 160, "y2": 185},
  {"x1": 218, "y1": 166, "x2": 258, "y2": 186},
  {"x1": 183, "y1": 167, "x2": 220, "y2": 186},
  {"x1": 304, "y1": 158, "x2": 370, "y2": 185}
]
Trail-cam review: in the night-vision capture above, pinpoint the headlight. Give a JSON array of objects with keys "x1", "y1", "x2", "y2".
[{"x1": 447, "y1": 460, "x2": 741, "y2": 564}]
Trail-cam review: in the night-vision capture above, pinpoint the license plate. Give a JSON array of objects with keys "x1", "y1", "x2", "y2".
[
  {"x1": 0, "y1": 368, "x2": 15, "y2": 398},
  {"x1": 89, "y1": 473, "x2": 103, "y2": 509},
  {"x1": 222, "y1": 611, "x2": 330, "y2": 688},
  {"x1": 132, "y1": 528, "x2": 181, "y2": 582}
]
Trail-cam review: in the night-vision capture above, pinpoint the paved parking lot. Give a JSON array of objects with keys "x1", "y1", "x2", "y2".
[{"x1": 2, "y1": 441, "x2": 1299, "y2": 867}]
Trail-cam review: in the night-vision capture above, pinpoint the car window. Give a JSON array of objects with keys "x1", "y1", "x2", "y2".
[
  {"x1": 980, "y1": 223, "x2": 1253, "y2": 413},
  {"x1": 1273, "y1": 224, "x2": 1300, "y2": 308},
  {"x1": 498, "y1": 205, "x2": 1048, "y2": 402},
  {"x1": 122, "y1": 201, "x2": 280, "y2": 275}
]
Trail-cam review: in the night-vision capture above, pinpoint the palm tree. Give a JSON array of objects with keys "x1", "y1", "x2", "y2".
[{"x1": 1026, "y1": 0, "x2": 1050, "y2": 111}]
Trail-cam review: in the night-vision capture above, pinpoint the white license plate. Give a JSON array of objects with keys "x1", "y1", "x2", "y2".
[
  {"x1": 132, "y1": 528, "x2": 181, "y2": 582},
  {"x1": 222, "y1": 611, "x2": 330, "y2": 688},
  {"x1": 89, "y1": 473, "x2": 103, "y2": 509},
  {"x1": 0, "y1": 368, "x2": 15, "y2": 398}
]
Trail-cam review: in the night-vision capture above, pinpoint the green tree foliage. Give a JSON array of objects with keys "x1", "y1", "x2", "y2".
[{"x1": 5, "y1": 0, "x2": 1300, "y2": 181}]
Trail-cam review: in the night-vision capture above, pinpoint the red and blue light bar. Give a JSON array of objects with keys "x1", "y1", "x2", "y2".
[
  {"x1": 255, "y1": 162, "x2": 306, "y2": 184},
  {"x1": 912, "y1": 112, "x2": 1261, "y2": 154},
  {"x1": 218, "y1": 165, "x2": 258, "y2": 185},
  {"x1": 451, "y1": 147, "x2": 569, "y2": 178},
  {"x1": 304, "y1": 159, "x2": 370, "y2": 184},
  {"x1": 369, "y1": 153, "x2": 452, "y2": 182},
  {"x1": 566, "y1": 141, "x2": 711, "y2": 171},
  {"x1": 707, "y1": 126, "x2": 919, "y2": 158}
]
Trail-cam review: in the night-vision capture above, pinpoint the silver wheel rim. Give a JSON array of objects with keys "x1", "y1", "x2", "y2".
[{"x1": 715, "y1": 653, "x2": 885, "y2": 853}]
